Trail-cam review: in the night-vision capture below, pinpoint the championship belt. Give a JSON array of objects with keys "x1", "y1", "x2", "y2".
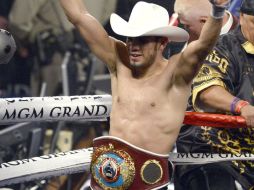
[{"x1": 90, "y1": 136, "x2": 170, "y2": 190}]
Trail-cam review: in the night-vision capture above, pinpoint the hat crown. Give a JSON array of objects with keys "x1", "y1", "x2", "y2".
[
  {"x1": 109, "y1": 1, "x2": 189, "y2": 42},
  {"x1": 128, "y1": 2, "x2": 169, "y2": 30}
]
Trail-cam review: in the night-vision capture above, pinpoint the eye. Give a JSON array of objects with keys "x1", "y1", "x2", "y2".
[
  {"x1": 138, "y1": 37, "x2": 151, "y2": 43},
  {"x1": 127, "y1": 37, "x2": 157, "y2": 44},
  {"x1": 127, "y1": 37, "x2": 134, "y2": 42}
]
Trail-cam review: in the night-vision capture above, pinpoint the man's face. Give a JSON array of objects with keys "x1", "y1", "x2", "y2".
[
  {"x1": 126, "y1": 36, "x2": 161, "y2": 68},
  {"x1": 240, "y1": 13, "x2": 254, "y2": 44},
  {"x1": 178, "y1": 14, "x2": 205, "y2": 43}
]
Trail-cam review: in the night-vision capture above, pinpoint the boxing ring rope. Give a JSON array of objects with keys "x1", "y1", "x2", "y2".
[
  {"x1": 0, "y1": 95, "x2": 247, "y2": 127},
  {"x1": 0, "y1": 95, "x2": 112, "y2": 124},
  {"x1": 184, "y1": 112, "x2": 247, "y2": 128},
  {"x1": 1, "y1": 148, "x2": 254, "y2": 186},
  {"x1": 0, "y1": 95, "x2": 251, "y2": 186}
]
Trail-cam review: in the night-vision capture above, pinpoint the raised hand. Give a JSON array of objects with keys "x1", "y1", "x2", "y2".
[
  {"x1": 209, "y1": 0, "x2": 230, "y2": 19},
  {"x1": 209, "y1": 0, "x2": 230, "y2": 7},
  {"x1": 240, "y1": 105, "x2": 254, "y2": 128}
]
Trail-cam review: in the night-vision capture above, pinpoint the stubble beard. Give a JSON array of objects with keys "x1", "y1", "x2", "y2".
[{"x1": 130, "y1": 53, "x2": 156, "y2": 71}]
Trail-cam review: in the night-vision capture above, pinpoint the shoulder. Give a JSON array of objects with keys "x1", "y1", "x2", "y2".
[
  {"x1": 11, "y1": 0, "x2": 46, "y2": 11},
  {"x1": 205, "y1": 29, "x2": 242, "y2": 71},
  {"x1": 105, "y1": 37, "x2": 129, "y2": 72},
  {"x1": 218, "y1": 26, "x2": 240, "y2": 45},
  {"x1": 213, "y1": 28, "x2": 240, "y2": 56},
  {"x1": 112, "y1": 37, "x2": 127, "y2": 50},
  {"x1": 111, "y1": 37, "x2": 128, "y2": 60},
  {"x1": 168, "y1": 53, "x2": 181, "y2": 63}
]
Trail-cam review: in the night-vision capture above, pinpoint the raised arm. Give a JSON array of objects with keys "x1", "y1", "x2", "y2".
[
  {"x1": 175, "y1": 0, "x2": 229, "y2": 84},
  {"x1": 59, "y1": 0, "x2": 117, "y2": 72}
]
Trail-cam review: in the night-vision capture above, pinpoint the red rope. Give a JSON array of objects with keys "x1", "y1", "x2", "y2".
[{"x1": 183, "y1": 112, "x2": 247, "y2": 128}]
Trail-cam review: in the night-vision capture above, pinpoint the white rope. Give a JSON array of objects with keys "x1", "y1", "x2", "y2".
[
  {"x1": 1, "y1": 148, "x2": 254, "y2": 187},
  {"x1": 0, "y1": 148, "x2": 93, "y2": 186},
  {"x1": 169, "y1": 152, "x2": 254, "y2": 165},
  {"x1": 0, "y1": 95, "x2": 112, "y2": 124}
]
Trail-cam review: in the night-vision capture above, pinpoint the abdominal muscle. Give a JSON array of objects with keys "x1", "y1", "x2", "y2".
[{"x1": 109, "y1": 94, "x2": 186, "y2": 155}]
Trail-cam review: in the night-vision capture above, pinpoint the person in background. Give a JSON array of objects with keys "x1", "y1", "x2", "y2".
[
  {"x1": 174, "y1": 0, "x2": 238, "y2": 43},
  {"x1": 174, "y1": 0, "x2": 254, "y2": 189},
  {"x1": 0, "y1": 0, "x2": 15, "y2": 97},
  {"x1": 8, "y1": 0, "x2": 117, "y2": 97},
  {"x1": 0, "y1": 0, "x2": 14, "y2": 29},
  {"x1": 8, "y1": 0, "x2": 74, "y2": 96}
]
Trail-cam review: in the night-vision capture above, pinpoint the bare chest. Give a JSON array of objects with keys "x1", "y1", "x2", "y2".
[{"x1": 113, "y1": 79, "x2": 169, "y2": 112}]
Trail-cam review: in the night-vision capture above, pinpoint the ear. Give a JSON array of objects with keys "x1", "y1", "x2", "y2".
[
  {"x1": 160, "y1": 37, "x2": 169, "y2": 49},
  {"x1": 199, "y1": 16, "x2": 208, "y2": 24},
  {"x1": 239, "y1": 13, "x2": 244, "y2": 26}
]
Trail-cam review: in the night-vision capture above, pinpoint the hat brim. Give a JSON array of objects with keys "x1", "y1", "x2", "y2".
[{"x1": 110, "y1": 13, "x2": 189, "y2": 42}]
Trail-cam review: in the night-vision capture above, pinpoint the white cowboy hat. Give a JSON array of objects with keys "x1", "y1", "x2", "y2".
[{"x1": 110, "y1": 1, "x2": 189, "y2": 42}]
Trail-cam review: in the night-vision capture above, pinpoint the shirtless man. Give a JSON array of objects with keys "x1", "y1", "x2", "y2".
[{"x1": 60, "y1": 0, "x2": 229, "y2": 189}]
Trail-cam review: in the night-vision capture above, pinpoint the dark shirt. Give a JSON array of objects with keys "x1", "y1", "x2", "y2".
[
  {"x1": 176, "y1": 26, "x2": 254, "y2": 189},
  {"x1": 0, "y1": 0, "x2": 14, "y2": 17}
]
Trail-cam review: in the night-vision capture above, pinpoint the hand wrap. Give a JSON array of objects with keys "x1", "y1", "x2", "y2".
[{"x1": 209, "y1": 0, "x2": 230, "y2": 19}]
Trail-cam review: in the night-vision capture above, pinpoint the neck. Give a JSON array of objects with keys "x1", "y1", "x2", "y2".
[{"x1": 241, "y1": 27, "x2": 254, "y2": 45}]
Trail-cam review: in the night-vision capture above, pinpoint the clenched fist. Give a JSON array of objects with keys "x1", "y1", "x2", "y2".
[{"x1": 209, "y1": 0, "x2": 230, "y2": 7}]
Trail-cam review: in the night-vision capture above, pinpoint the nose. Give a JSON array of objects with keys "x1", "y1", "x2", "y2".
[{"x1": 127, "y1": 40, "x2": 140, "y2": 50}]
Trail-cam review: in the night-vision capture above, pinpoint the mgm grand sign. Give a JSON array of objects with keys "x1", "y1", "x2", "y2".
[{"x1": 0, "y1": 95, "x2": 112, "y2": 124}]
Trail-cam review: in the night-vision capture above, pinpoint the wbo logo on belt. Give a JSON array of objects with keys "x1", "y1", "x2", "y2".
[
  {"x1": 99, "y1": 154, "x2": 120, "y2": 183},
  {"x1": 91, "y1": 143, "x2": 135, "y2": 190}
]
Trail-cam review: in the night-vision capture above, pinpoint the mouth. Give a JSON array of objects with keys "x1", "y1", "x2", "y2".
[{"x1": 130, "y1": 53, "x2": 142, "y2": 60}]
